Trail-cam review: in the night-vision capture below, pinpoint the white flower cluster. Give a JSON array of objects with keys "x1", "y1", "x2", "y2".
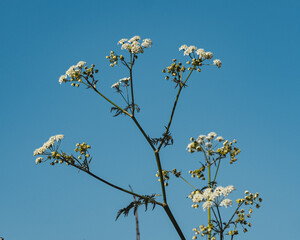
[
  {"x1": 118, "y1": 36, "x2": 152, "y2": 54},
  {"x1": 186, "y1": 132, "x2": 224, "y2": 153},
  {"x1": 189, "y1": 185, "x2": 235, "y2": 211},
  {"x1": 59, "y1": 61, "x2": 86, "y2": 84},
  {"x1": 33, "y1": 134, "x2": 64, "y2": 157},
  {"x1": 111, "y1": 82, "x2": 120, "y2": 89},
  {"x1": 179, "y1": 45, "x2": 222, "y2": 68},
  {"x1": 111, "y1": 77, "x2": 131, "y2": 90},
  {"x1": 213, "y1": 59, "x2": 222, "y2": 68}
]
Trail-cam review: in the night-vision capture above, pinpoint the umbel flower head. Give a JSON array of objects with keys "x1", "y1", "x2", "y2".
[
  {"x1": 111, "y1": 77, "x2": 131, "y2": 92},
  {"x1": 33, "y1": 135, "x2": 64, "y2": 156},
  {"x1": 117, "y1": 36, "x2": 152, "y2": 54},
  {"x1": 179, "y1": 44, "x2": 222, "y2": 69},
  {"x1": 59, "y1": 61, "x2": 87, "y2": 84},
  {"x1": 58, "y1": 61, "x2": 99, "y2": 88},
  {"x1": 33, "y1": 135, "x2": 64, "y2": 164},
  {"x1": 33, "y1": 135, "x2": 93, "y2": 169},
  {"x1": 187, "y1": 132, "x2": 241, "y2": 164},
  {"x1": 188, "y1": 185, "x2": 235, "y2": 211}
]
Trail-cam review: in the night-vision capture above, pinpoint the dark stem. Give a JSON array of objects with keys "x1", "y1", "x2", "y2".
[
  {"x1": 211, "y1": 207, "x2": 222, "y2": 231},
  {"x1": 129, "y1": 185, "x2": 141, "y2": 240},
  {"x1": 157, "y1": 85, "x2": 183, "y2": 151},
  {"x1": 131, "y1": 116, "x2": 156, "y2": 151},
  {"x1": 157, "y1": 69, "x2": 194, "y2": 152},
  {"x1": 163, "y1": 204, "x2": 186, "y2": 240},
  {"x1": 155, "y1": 151, "x2": 167, "y2": 204},
  {"x1": 130, "y1": 57, "x2": 135, "y2": 115},
  {"x1": 69, "y1": 163, "x2": 163, "y2": 206}
]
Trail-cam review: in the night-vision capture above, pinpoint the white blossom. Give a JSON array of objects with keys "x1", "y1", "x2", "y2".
[
  {"x1": 65, "y1": 65, "x2": 78, "y2": 78},
  {"x1": 189, "y1": 185, "x2": 236, "y2": 212},
  {"x1": 203, "y1": 188, "x2": 214, "y2": 199},
  {"x1": 202, "y1": 201, "x2": 213, "y2": 210},
  {"x1": 179, "y1": 44, "x2": 188, "y2": 51},
  {"x1": 33, "y1": 134, "x2": 64, "y2": 156},
  {"x1": 76, "y1": 61, "x2": 86, "y2": 68},
  {"x1": 196, "y1": 48, "x2": 205, "y2": 58},
  {"x1": 141, "y1": 38, "x2": 152, "y2": 48},
  {"x1": 215, "y1": 136, "x2": 224, "y2": 142},
  {"x1": 223, "y1": 185, "x2": 236, "y2": 196},
  {"x1": 205, "y1": 142, "x2": 212, "y2": 148},
  {"x1": 213, "y1": 186, "x2": 225, "y2": 197},
  {"x1": 118, "y1": 38, "x2": 128, "y2": 45},
  {"x1": 55, "y1": 135, "x2": 64, "y2": 141},
  {"x1": 130, "y1": 41, "x2": 142, "y2": 54},
  {"x1": 205, "y1": 51, "x2": 213, "y2": 59},
  {"x1": 111, "y1": 82, "x2": 120, "y2": 89},
  {"x1": 128, "y1": 35, "x2": 141, "y2": 43},
  {"x1": 192, "y1": 193, "x2": 205, "y2": 203},
  {"x1": 184, "y1": 46, "x2": 197, "y2": 56},
  {"x1": 119, "y1": 77, "x2": 130, "y2": 85},
  {"x1": 213, "y1": 59, "x2": 222, "y2": 68},
  {"x1": 220, "y1": 198, "x2": 232, "y2": 208},
  {"x1": 35, "y1": 157, "x2": 43, "y2": 165},
  {"x1": 197, "y1": 135, "x2": 206, "y2": 141},
  {"x1": 59, "y1": 74, "x2": 67, "y2": 84},
  {"x1": 208, "y1": 132, "x2": 217, "y2": 138},
  {"x1": 121, "y1": 43, "x2": 130, "y2": 50}
]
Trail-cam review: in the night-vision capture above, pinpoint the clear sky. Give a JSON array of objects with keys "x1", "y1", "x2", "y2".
[{"x1": 0, "y1": 0, "x2": 299, "y2": 239}]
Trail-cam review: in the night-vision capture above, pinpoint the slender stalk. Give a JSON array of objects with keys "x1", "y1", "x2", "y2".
[
  {"x1": 70, "y1": 163, "x2": 163, "y2": 206},
  {"x1": 215, "y1": 204, "x2": 223, "y2": 232},
  {"x1": 91, "y1": 87, "x2": 131, "y2": 116},
  {"x1": 163, "y1": 204, "x2": 186, "y2": 240},
  {"x1": 130, "y1": 57, "x2": 135, "y2": 115},
  {"x1": 208, "y1": 164, "x2": 212, "y2": 240},
  {"x1": 157, "y1": 69, "x2": 194, "y2": 151},
  {"x1": 211, "y1": 207, "x2": 222, "y2": 231},
  {"x1": 126, "y1": 86, "x2": 130, "y2": 104},
  {"x1": 131, "y1": 116, "x2": 156, "y2": 151},
  {"x1": 179, "y1": 176, "x2": 197, "y2": 190},
  {"x1": 223, "y1": 203, "x2": 244, "y2": 230},
  {"x1": 83, "y1": 80, "x2": 131, "y2": 117},
  {"x1": 213, "y1": 158, "x2": 221, "y2": 183},
  {"x1": 119, "y1": 91, "x2": 130, "y2": 105}
]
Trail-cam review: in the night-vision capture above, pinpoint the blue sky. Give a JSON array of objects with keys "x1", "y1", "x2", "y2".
[{"x1": 0, "y1": 0, "x2": 299, "y2": 239}]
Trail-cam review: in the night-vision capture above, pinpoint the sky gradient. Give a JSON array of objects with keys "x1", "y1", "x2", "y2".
[{"x1": 0, "y1": 0, "x2": 299, "y2": 239}]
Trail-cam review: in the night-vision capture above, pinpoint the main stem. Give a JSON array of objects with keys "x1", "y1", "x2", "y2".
[
  {"x1": 130, "y1": 117, "x2": 186, "y2": 239},
  {"x1": 155, "y1": 151, "x2": 167, "y2": 203}
]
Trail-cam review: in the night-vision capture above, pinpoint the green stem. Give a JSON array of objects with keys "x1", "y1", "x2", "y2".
[{"x1": 179, "y1": 176, "x2": 197, "y2": 190}]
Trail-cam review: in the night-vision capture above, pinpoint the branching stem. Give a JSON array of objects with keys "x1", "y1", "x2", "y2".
[
  {"x1": 70, "y1": 163, "x2": 163, "y2": 206},
  {"x1": 157, "y1": 69, "x2": 194, "y2": 151}
]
